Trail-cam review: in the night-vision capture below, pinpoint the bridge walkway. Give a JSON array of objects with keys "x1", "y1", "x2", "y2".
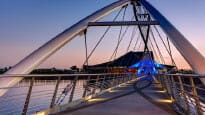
[{"x1": 58, "y1": 80, "x2": 176, "y2": 115}]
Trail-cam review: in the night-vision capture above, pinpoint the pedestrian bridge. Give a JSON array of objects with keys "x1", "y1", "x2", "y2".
[
  {"x1": 54, "y1": 76, "x2": 175, "y2": 115},
  {"x1": 0, "y1": 73, "x2": 204, "y2": 115},
  {"x1": 1, "y1": 0, "x2": 205, "y2": 114}
]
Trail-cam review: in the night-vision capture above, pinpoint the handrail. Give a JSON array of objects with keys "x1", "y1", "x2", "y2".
[
  {"x1": 0, "y1": 72, "x2": 136, "y2": 115},
  {"x1": 1, "y1": 73, "x2": 204, "y2": 114},
  {"x1": 161, "y1": 73, "x2": 205, "y2": 78},
  {"x1": 157, "y1": 74, "x2": 205, "y2": 114},
  {"x1": 0, "y1": 73, "x2": 129, "y2": 78}
]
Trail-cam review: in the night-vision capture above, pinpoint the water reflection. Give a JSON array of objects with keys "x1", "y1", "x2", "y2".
[{"x1": 0, "y1": 80, "x2": 85, "y2": 115}]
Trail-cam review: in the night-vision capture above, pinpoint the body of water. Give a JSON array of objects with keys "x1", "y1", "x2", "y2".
[{"x1": 0, "y1": 79, "x2": 87, "y2": 115}]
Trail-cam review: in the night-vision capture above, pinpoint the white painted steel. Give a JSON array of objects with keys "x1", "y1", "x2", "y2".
[{"x1": 141, "y1": 0, "x2": 205, "y2": 83}]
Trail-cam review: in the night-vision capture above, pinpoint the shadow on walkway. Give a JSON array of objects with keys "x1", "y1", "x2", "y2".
[
  {"x1": 58, "y1": 80, "x2": 177, "y2": 115},
  {"x1": 133, "y1": 80, "x2": 176, "y2": 115}
]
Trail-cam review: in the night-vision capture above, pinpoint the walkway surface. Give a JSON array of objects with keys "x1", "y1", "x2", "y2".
[{"x1": 58, "y1": 80, "x2": 176, "y2": 115}]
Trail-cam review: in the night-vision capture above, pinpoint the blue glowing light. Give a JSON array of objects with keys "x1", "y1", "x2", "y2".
[{"x1": 129, "y1": 53, "x2": 164, "y2": 81}]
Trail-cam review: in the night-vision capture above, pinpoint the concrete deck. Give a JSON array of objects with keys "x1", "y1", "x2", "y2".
[{"x1": 58, "y1": 81, "x2": 176, "y2": 115}]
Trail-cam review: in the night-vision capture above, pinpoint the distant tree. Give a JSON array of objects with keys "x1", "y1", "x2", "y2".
[
  {"x1": 51, "y1": 67, "x2": 56, "y2": 71},
  {"x1": 70, "y1": 66, "x2": 79, "y2": 72},
  {"x1": 70, "y1": 66, "x2": 77, "y2": 70}
]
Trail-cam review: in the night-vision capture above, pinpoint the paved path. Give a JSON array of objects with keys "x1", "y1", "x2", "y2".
[{"x1": 58, "y1": 81, "x2": 176, "y2": 115}]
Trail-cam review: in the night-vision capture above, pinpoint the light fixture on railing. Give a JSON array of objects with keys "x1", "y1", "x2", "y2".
[
  {"x1": 155, "y1": 99, "x2": 173, "y2": 103},
  {"x1": 85, "y1": 95, "x2": 92, "y2": 100},
  {"x1": 33, "y1": 111, "x2": 46, "y2": 115}
]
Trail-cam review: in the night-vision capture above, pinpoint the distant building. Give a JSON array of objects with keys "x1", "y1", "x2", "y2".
[
  {"x1": 83, "y1": 51, "x2": 173, "y2": 73},
  {"x1": 30, "y1": 68, "x2": 74, "y2": 74}
]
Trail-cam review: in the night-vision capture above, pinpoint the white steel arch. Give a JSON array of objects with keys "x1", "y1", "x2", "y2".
[
  {"x1": 1, "y1": 0, "x2": 205, "y2": 96},
  {"x1": 140, "y1": 0, "x2": 205, "y2": 78},
  {"x1": 0, "y1": 0, "x2": 130, "y2": 96}
]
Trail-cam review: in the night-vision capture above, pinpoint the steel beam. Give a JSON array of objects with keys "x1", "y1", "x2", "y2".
[{"x1": 88, "y1": 21, "x2": 159, "y2": 26}]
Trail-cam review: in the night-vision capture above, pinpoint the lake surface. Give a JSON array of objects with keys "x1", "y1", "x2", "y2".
[{"x1": 0, "y1": 80, "x2": 87, "y2": 115}]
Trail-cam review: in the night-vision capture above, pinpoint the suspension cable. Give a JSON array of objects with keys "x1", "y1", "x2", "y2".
[
  {"x1": 112, "y1": 6, "x2": 127, "y2": 60},
  {"x1": 109, "y1": 26, "x2": 130, "y2": 61},
  {"x1": 167, "y1": 36, "x2": 177, "y2": 68},
  {"x1": 125, "y1": 27, "x2": 140, "y2": 67},
  {"x1": 150, "y1": 28, "x2": 165, "y2": 64},
  {"x1": 153, "y1": 26, "x2": 177, "y2": 66},
  {"x1": 133, "y1": 33, "x2": 140, "y2": 51},
  {"x1": 125, "y1": 30, "x2": 142, "y2": 68},
  {"x1": 119, "y1": 20, "x2": 138, "y2": 67},
  {"x1": 138, "y1": 38, "x2": 142, "y2": 51},
  {"x1": 83, "y1": 7, "x2": 124, "y2": 65},
  {"x1": 108, "y1": 6, "x2": 134, "y2": 69},
  {"x1": 109, "y1": 13, "x2": 131, "y2": 61},
  {"x1": 126, "y1": 26, "x2": 137, "y2": 52},
  {"x1": 149, "y1": 35, "x2": 160, "y2": 62},
  {"x1": 153, "y1": 26, "x2": 171, "y2": 56}
]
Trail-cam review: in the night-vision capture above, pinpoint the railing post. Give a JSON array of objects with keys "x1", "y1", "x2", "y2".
[
  {"x1": 132, "y1": 73, "x2": 135, "y2": 80},
  {"x1": 118, "y1": 74, "x2": 122, "y2": 84},
  {"x1": 92, "y1": 75, "x2": 100, "y2": 94},
  {"x1": 111, "y1": 74, "x2": 116, "y2": 87},
  {"x1": 163, "y1": 74, "x2": 168, "y2": 90},
  {"x1": 189, "y1": 77, "x2": 202, "y2": 115},
  {"x1": 82, "y1": 76, "x2": 90, "y2": 97},
  {"x1": 122, "y1": 74, "x2": 126, "y2": 83},
  {"x1": 22, "y1": 77, "x2": 34, "y2": 115},
  {"x1": 177, "y1": 76, "x2": 190, "y2": 113},
  {"x1": 122, "y1": 74, "x2": 125, "y2": 83},
  {"x1": 124, "y1": 74, "x2": 128, "y2": 82},
  {"x1": 164, "y1": 75, "x2": 171, "y2": 95},
  {"x1": 119, "y1": 74, "x2": 122, "y2": 84},
  {"x1": 69, "y1": 76, "x2": 78, "y2": 103},
  {"x1": 159, "y1": 75, "x2": 165, "y2": 88},
  {"x1": 165, "y1": 75, "x2": 176, "y2": 104},
  {"x1": 170, "y1": 75, "x2": 180, "y2": 105},
  {"x1": 156, "y1": 74, "x2": 160, "y2": 85},
  {"x1": 50, "y1": 76, "x2": 61, "y2": 108},
  {"x1": 100, "y1": 75, "x2": 106, "y2": 91},
  {"x1": 130, "y1": 74, "x2": 133, "y2": 81},
  {"x1": 118, "y1": 74, "x2": 121, "y2": 84},
  {"x1": 108, "y1": 75, "x2": 112, "y2": 88},
  {"x1": 117, "y1": 74, "x2": 120, "y2": 85}
]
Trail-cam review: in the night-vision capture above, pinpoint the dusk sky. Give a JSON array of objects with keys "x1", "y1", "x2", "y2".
[{"x1": 0, "y1": 0, "x2": 205, "y2": 69}]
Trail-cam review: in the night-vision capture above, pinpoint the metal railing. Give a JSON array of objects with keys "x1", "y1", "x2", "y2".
[
  {"x1": 0, "y1": 73, "x2": 135, "y2": 115},
  {"x1": 157, "y1": 74, "x2": 205, "y2": 115}
]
